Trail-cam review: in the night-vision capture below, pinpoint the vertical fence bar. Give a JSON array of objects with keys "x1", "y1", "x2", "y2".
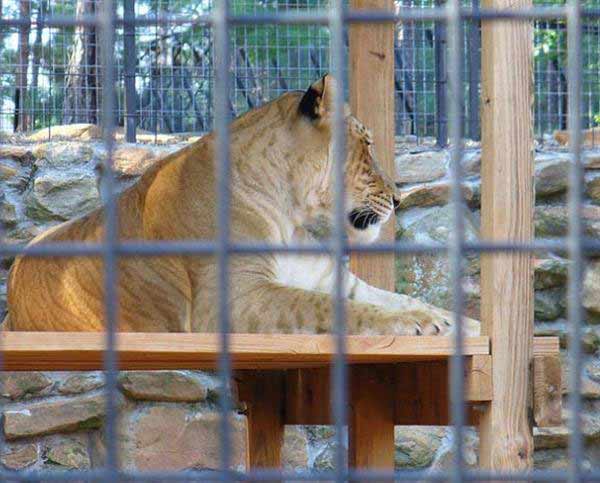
[
  {"x1": 329, "y1": 0, "x2": 348, "y2": 481},
  {"x1": 124, "y1": 0, "x2": 137, "y2": 143},
  {"x1": 468, "y1": 0, "x2": 481, "y2": 141},
  {"x1": 98, "y1": 0, "x2": 120, "y2": 477},
  {"x1": 479, "y1": 0, "x2": 535, "y2": 471},
  {"x1": 566, "y1": 0, "x2": 584, "y2": 481},
  {"x1": 214, "y1": 0, "x2": 233, "y2": 478},
  {"x1": 446, "y1": 0, "x2": 465, "y2": 481},
  {"x1": 434, "y1": 0, "x2": 447, "y2": 148}
]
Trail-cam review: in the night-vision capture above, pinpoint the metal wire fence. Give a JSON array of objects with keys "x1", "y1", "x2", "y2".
[
  {"x1": 0, "y1": 0, "x2": 597, "y2": 482},
  {"x1": 2, "y1": 0, "x2": 600, "y2": 144}
]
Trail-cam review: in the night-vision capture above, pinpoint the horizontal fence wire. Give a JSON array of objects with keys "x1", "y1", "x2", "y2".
[
  {"x1": 4, "y1": 238, "x2": 600, "y2": 257},
  {"x1": 1, "y1": 0, "x2": 600, "y2": 143},
  {"x1": 0, "y1": 0, "x2": 593, "y2": 481},
  {"x1": 2, "y1": 468, "x2": 600, "y2": 481}
]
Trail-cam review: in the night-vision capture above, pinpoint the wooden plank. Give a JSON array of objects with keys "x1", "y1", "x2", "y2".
[
  {"x1": 236, "y1": 371, "x2": 285, "y2": 472},
  {"x1": 479, "y1": 0, "x2": 535, "y2": 470},
  {"x1": 0, "y1": 332, "x2": 492, "y2": 371},
  {"x1": 533, "y1": 354, "x2": 562, "y2": 427},
  {"x1": 533, "y1": 336, "x2": 560, "y2": 355},
  {"x1": 394, "y1": 361, "x2": 449, "y2": 425},
  {"x1": 0, "y1": 332, "x2": 557, "y2": 371},
  {"x1": 285, "y1": 368, "x2": 331, "y2": 425},
  {"x1": 349, "y1": 0, "x2": 396, "y2": 291},
  {"x1": 349, "y1": 365, "x2": 395, "y2": 469},
  {"x1": 285, "y1": 355, "x2": 499, "y2": 426},
  {"x1": 466, "y1": 354, "x2": 493, "y2": 402}
]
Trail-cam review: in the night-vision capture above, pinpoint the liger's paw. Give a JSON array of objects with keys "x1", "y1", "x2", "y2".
[
  {"x1": 388, "y1": 310, "x2": 453, "y2": 336},
  {"x1": 414, "y1": 315, "x2": 453, "y2": 336}
]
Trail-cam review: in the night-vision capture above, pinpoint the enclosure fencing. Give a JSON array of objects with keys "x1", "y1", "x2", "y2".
[
  {"x1": 1, "y1": 0, "x2": 600, "y2": 145},
  {"x1": 0, "y1": 0, "x2": 598, "y2": 481}
]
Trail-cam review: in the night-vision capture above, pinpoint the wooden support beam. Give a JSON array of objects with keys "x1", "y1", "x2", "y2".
[
  {"x1": 285, "y1": 368, "x2": 331, "y2": 425},
  {"x1": 533, "y1": 354, "x2": 563, "y2": 427},
  {"x1": 285, "y1": 356, "x2": 499, "y2": 426},
  {"x1": 394, "y1": 361, "x2": 449, "y2": 425},
  {"x1": 236, "y1": 371, "x2": 285, "y2": 472},
  {"x1": 349, "y1": 365, "x2": 395, "y2": 469},
  {"x1": 480, "y1": 0, "x2": 535, "y2": 470},
  {"x1": 349, "y1": 0, "x2": 396, "y2": 291},
  {"x1": 465, "y1": 354, "x2": 493, "y2": 403}
]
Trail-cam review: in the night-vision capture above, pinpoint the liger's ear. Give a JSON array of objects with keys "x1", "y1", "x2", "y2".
[{"x1": 298, "y1": 74, "x2": 337, "y2": 121}]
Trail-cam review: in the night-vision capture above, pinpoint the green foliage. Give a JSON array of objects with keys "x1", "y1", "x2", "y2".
[{"x1": 1, "y1": 0, "x2": 600, "y2": 133}]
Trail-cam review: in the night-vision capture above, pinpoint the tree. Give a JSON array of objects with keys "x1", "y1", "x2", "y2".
[
  {"x1": 63, "y1": 0, "x2": 98, "y2": 124},
  {"x1": 30, "y1": 0, "x2": 47, "y2": 110},
  {"x1": 14, "y1": 0, "x2": 31, "y2": 131}
]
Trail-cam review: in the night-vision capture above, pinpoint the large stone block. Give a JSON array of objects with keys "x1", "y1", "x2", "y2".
[
  {"x1": 43, "y1": 435, "x2": 91, "y2": 469},
  {"x1": 1, "y1": 372, "x2": 54, "y2": 400},
  {"x1": 0, "y1": 443, "x2": 39, "y2": 470},
  {"x1": 58, "y1": 373, "x2": 104, "y2": 395},
  {"x1": 118, "y1": 371, "x2": 208, "y2": 402},
  {"x1": 395, "y1": 150, "x2": 447, "y2": 184},
  {"x1": 121, "y1": 406, "x2": 247, "y2": 471},
  {"x1": 24, "y1": 170, "x2": 100, "y2": 222},
  {"x1": 394, "y1": 426, "x2": 445, "y2": 469},
  {"x1": 534, "y1": 154, "x2": 571, "y2": 198},
  {"x1": 3, "y1": 392, "x2": 122, "y2": 440}
]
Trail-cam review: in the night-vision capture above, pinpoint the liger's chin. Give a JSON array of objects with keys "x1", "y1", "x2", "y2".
[{"x1": 347, "y1": 222, "x2": 383, "y2": 244}]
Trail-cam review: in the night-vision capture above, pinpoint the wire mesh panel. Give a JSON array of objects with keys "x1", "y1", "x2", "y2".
[
  {"x1": 2, "y1": 0, "x2": 600, "y2": 142},
  {"x1": 0, "y1": 0, "x2": 598, "y2": 482}
]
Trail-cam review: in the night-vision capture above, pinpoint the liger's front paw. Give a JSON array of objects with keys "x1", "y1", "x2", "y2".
[
  {"x1": 415, "y1": 315, "x2": 453, "y2": 336},
  {"x1": 388, "y1": 310, "x2": 453, "y2": 336}
]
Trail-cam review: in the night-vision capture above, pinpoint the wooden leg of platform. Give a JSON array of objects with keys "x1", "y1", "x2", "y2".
[
  {"x1": 237, "y1": 371, "x2": 285, "y2": 474},
  {"x1": 349, "y1": 365, "x2": 395, "y2": 472}
]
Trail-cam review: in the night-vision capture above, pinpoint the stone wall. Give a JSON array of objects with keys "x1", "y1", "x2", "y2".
[
  {"x1": 394, "y1": 137, "x2": 600, "y2": 469},
  {"x1": 0, "y1": 126, "x2": 599, "y2": 472}
]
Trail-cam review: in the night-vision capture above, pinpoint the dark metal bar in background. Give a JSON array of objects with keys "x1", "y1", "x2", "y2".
[
  {"x1": 124, "y1": 0, "x2": 137, "y2": 143},
  {"x1": 566, "y1": 0, "x2": 584, "y2": 481},
  {"x1": 468, "y1": 0, "x2": 481, "y2": 140},
  {"x1": 434, "y1": 0, "x2": 448, "y2": 148},
  {"x1": 98, "y1": 0, "x2": 120, "y2": 476}
]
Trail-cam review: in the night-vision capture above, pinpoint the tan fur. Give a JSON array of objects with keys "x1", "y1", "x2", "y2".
[{"x1": 6, "y1": 76, "x2": 479, "y2": 336}]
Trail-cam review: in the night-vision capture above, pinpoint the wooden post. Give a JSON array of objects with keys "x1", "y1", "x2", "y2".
[
  {"x1": 236, "y1": 371, "x2": 285, "y2": 471},
  {"x1": 349, "y1": 365, "x2": 396, "y2": 469},
  {"x1": 533, "y1": 354, "x2": 563, "y2": 427},
  {"x1": 349, "y1": 0, "x2": 396, "y2": 291},
  {"x1": 480, "y1": 0, "x2": 535, "y2": 470}
]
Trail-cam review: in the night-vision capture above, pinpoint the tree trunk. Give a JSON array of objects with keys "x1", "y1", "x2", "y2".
[
  {"x1": 172, "y1": 42, "x2": 184, "y2": 132},
  {"x1": 14, "y1": 0, "x2": 31, "y2": 132},
  {"x1": 30, "y1": 0, "x2": 47, "y2": 129},
  {"x1": 396, "y1": 0, "x2": 416, "y2": 134},
  {"x1": 63, "y1": 0, "x2": 97, "y2": 124}
]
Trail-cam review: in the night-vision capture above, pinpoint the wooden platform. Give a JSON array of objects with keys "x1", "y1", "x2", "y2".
[
  {"x1": 0, "y1": 332, "x2": 557, "y2": 370},
  {"x1": 0, "y1": 332, "x2": 561, "y2": 470}
]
